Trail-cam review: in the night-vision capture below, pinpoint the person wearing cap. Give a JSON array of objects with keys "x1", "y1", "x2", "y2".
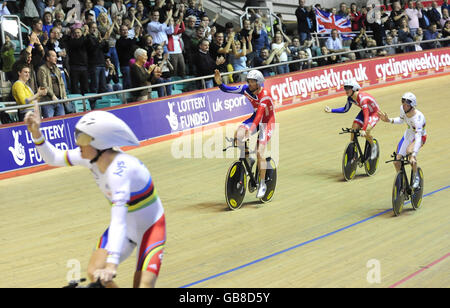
[
  {"x1": 24, "y1": 105, "x2": 166, "y2": 288},
  {"x1": 214, "y1": 69, "x2": 275, "y2": 199},
  {"x1": 378, "y1": 92, "x2": 426, "y2": 189},
  {"x1": 324, "y1": 79, "x2": 380, "y2": 160}
]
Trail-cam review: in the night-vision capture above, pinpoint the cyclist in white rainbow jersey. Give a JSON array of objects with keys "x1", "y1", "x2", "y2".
[
  {"x1": 25, "y1": 104, "x2": 165, "y2": 288},
  {"x1": 379, "y1": 92, "x2": 427, "y2": 189}
]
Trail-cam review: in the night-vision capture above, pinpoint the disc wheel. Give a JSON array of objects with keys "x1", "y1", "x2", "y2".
[
  {"x1": 342, "y1": 141, "x2": 359, "y2": 181},
  {"x1": 411, "y1": 167, "x2": 424, "y2": 210},
  {"x1": 225, "y1": 161, "x2": 247, "y2": 210},
  {"x1": 259, "y1": 158, "x2": 277, "y2": 203}
]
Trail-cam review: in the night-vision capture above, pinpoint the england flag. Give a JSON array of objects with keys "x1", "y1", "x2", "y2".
[{"x1": 315, "y1": 8, "x2": 354, "y2": 40}]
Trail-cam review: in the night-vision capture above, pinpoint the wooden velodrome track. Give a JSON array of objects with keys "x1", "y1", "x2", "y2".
[{"x1": 0, "y1": 75, "x2": 449, "y2": 288}]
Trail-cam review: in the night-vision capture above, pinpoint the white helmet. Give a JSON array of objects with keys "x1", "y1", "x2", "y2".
[
  {"x1": 75, "y1": 111, "x2": 139, "y2": 150},
  {"x1": 343, "y1": 79, "x2": 361, "y2": 92},
  {"x1": 246, "y1": 70, "x2": 265, "y2": 86},
  {"x1": 402, "y1": 92, "x2": 417, "y2": 107}
]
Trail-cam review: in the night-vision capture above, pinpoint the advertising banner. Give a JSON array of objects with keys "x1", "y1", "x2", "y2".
[{"x1": 1, "y1": 48, "x2": 449, "y2": 176}]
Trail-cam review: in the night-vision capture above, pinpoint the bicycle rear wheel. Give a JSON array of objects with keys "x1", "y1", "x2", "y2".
[
  {"x1": 260, "y1": 157, "x2": 277, "y2": 203},
  {"x1": 225, "y1": 161, "x2": 247, "y2": 210},
  {"x1": 342, "y1": 141, "x2": 358, "y2": 181},
  {"x1": 392, "y1": 171, "x2": 406, "y2": 216},
  {"x1": 411, "y1": 167, "x2": 424, "y2": 210},
  {"x1": 364, "y1": 139, "x2": 380, "y2": 176}
]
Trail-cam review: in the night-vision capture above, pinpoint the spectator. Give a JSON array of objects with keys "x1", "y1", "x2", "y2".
[
  {"x1": 200, "y1": 15, "x2": 214, "y2": 41},
  {"x1": 417, "y1": 1, "x2": 431, "y2": 29},
  {"x1": 398, "y1": 18, "x2": 415, "y2": 52},
  {"x1": 98, "y1": 13, "x2": 120, "y2": 78},
  {"x1": 130, "y1": 48, "x2": 157, "y2": 101},
  {"x1": 443, "y1": 0, "x2": 450, "y2": 13},
  {"x1": 405, "y1": 0, "x2": 422, "y2": 37},
  {"x1": 229, "y1": 37, "x2": 253, "y2": 82},
  {"x1": 37, "y1": 50, "x2": 66, "y2": 118},
  {"x1": 186, "y1": 0, "x2": 206, "y2": 27},
  {"x1": 422, "y1": 23, "x2": 442, "y2": 49},
  {"x1": 191, "y1": 26, "x2": 206, "y2": 51},
  {"x1": 45, "y1": 27, "x2": 69, "y2": 94},
  {"x1": 168, "y1": 15, "x2": 186, "y2": 77},
  {"x1": 116, "y1": 24, "x2": 138, "y2": 89},
  {"x1": 147, "y1": 9, "x2": 174, "y2": 50},
  {"x1": 82, "y1": 0, "x2": 96, "y2": 23},
  {"x1": 337, "y1": 3, "x2": 349, "y2": 18},
  {"x1": 440, "y1": 8, "x2": 450, "y2": 28},
  {"x1": 442, "y1": 20, "x2": 450, "y2": 46},
  {"x1": 184, "y1": 15, "x2": 197, "y2": 39},
  {"x1": 66, "y1": 26, "x2": 90, "y2": 94},
  {"x1": 153, "y1": 45, "x2": 174, "y2": 97},
  {"x1": 11, "y1": 36, "x2": 40, "y2": 92},
  {"x1": 317, "y1": 46, "x2": 338, "y2": 66},
  {"x1": 390, "y1": 1, "x2": 408, "y2": 29},
  {"x1": 254, "y1": 48, "x2": 276, "y2": 77},
  {"x1": 111, "y1": 0, "x2": 127, "y2": 19},
  {"x1": 288, "y1": 37, "x2": 305, "y2": 71},
  {"x1": 271, "y1": 31, "x2": 291, "y2": 75},
  {"x1": 136, "y1": 1, "x2": 151, "y2": 25},
  {"x1": 86, "y1": 21, "x2": 109, "y2": 94},
  {"x1": 252, "y1": 19, "x2": 270, "y2": 55},
  {"x1": 350, "y1": 3, "x2": 363, "y2": 32},
  {"x1": 42, "y1": 11, "x2": 54, "y2": 36},
  {"x1": 27, "y1": 18, "x2": 46, "y2": 71},
  {"x1": 210, "y1": 31, "x2": 234, "y2": 83},
  {"x1": 105, "y1": 56, "x2": 123, "y2": 92},
  {"x1": 384, "y1": 36, "x2": 397, "y2": 55},
  {"x1": 12, "y1": 63, "x2": 47, "y2": 121},
  {"x1": 1, "y1": 35, "x2": 16, "y2": 82},
  {"x1": 43, "y1": 0, "x2": 56, "y2": 15},
  {"x1": 194, "y1": 39, "x2": 225, "y2": 88},
  {"x1": 427, "y1": 1, "x2": 442, "y2": 27},
  {"x1": 0, "y1": 1, "x2": 10, "y2": 16},
  {"x1": 325, "y1": 29, "x2": 347, "y2": 54},
  {"x1": 350, "y1": 27, "x2": 369, "y2": 59},
  {"x1": 224, "y1": 22, "x2": 237, "y2": 42},
  {"x1": 295, "y1": 0, "x2": 312, "y2": 44},
  {"x1": 94, "y1": 0, "x2": 108, "y2": 19}
]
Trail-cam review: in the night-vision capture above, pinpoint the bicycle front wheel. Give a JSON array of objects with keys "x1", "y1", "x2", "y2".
[
  {"x1": 342, "y1": 141, "x2": 358, "y2": 181},
  {"x1": 225, "y1": 161, "x2": 247, "y2": 210},
  {"x1": 392, "y1": 171, "x2": 406, "y2": 216}
]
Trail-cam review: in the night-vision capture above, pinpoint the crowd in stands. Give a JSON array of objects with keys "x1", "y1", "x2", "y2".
[{"x1": 0, "y1": 0, "x2": 449, "y2": 121}]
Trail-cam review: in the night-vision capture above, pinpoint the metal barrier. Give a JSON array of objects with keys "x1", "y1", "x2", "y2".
[
  {"x1": 0, "y1": 37, "x2": 448, "y2": 117},
  {"x1": 0, "y1": 15, "x2": 31, "y2": 55}
]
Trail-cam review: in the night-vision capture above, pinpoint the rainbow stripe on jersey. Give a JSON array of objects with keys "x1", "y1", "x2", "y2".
[{"x1": 110, "y1": 179, "x2": 158, "y2": 213}]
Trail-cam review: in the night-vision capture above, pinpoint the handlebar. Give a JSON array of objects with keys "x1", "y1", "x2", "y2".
[
  {"x1": 222, "y1": 137, "x2": 255, "y2": 154},
  {"x1": 339, "y1": 128, "x2": 361, "y2": 136},
  {"x1": 62, "y1": 277, "x2": 111, "y2": 288},
  {"x1": 385, "y1": 152, "x2": 411, "y2": 164}
]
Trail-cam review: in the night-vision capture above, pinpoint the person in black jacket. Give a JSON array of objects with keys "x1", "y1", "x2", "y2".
[
  {"x1": 295, "y1": 0, "x2": 312, "y2": 44},
  {"x1": 115, "y1": 24, "x2": 138, "y2": 89},
  {"x1": 87, "y1": 21, "x2": 110, "y2": 94},
  {"x1": 194, "y1": 39, "x2": 225, "y2": 89},
  {"x1": 65, "y1": 26, "x2": 90, "y2": 94}
]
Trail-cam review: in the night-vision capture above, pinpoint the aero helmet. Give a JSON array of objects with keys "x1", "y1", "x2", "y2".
[
  {"x1": 75, "y1": 111, "x2": 139, "y2": 150},
  {"x1": 246, "y1": 70, "x2": 265, "y2": 86},
  {"x1": 401, "y1": 92, "x2": 417, "y2": 107}
]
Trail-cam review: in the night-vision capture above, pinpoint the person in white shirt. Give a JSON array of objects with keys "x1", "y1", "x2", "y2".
[
  {"x1": 379, "y1": 92, "x2": 427, "y2": 189},
  {"x1": 146, "y1": 9, "x2": 174, "y2": 53},
  {"x1": 405, "y1": 0, "x2": 423, "y2": 37},
  {"x1": 325, "y1": 29, "x2": 347, "y2": 54}
]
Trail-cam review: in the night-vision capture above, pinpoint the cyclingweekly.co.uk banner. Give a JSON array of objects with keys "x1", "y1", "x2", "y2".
[{"x1": 1, "y1": 48, "x2": 449, "y2": 176}]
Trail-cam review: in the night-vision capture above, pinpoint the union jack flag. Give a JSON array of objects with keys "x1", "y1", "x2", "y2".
[{"x1": 315, "y1": 8, "x2": 354, "y2": 40}]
